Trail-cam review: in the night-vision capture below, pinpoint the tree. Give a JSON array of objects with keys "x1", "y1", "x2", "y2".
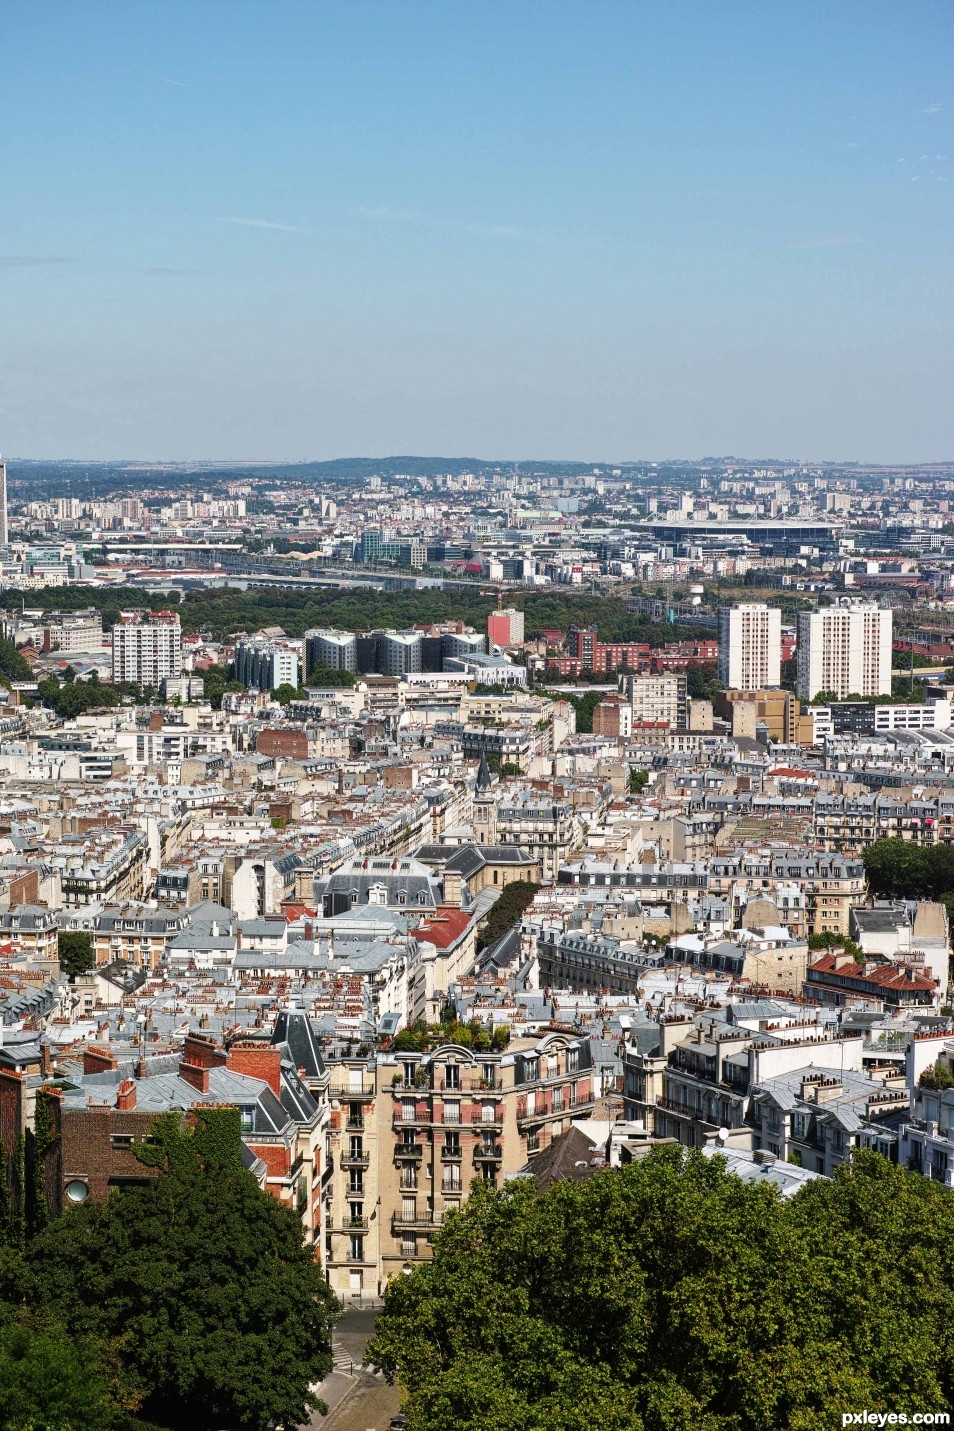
[
  {"x1": 57, "y1": 931, "x2": 94, "y2": 978},
  {"x1": 628, "y1": 768, "x2": 649, "y2": 795},
  {"x1": 271, "y1": 682, "x2": 304, "y2": 705},
  {"x1": 0, "y1": 1312, "x2": 138, "y2": 1430},
  {"x1": 368, "y1": 1148, "x2": 954, "y2": 1431},
  {"x1": 477, "y1": 881, "x2": 540, "y2": 952},
  {"x1": 28, "y1": 1109, "x2": 338, "y2": 1431}
]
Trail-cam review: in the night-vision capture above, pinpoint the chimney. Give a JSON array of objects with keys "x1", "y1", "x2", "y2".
[
  {"x1": 116, "y1": 1079, "x2": 137, "y2": 1111},
  {"x1": 752, "y1": 1149, "x2": 776, "y2": 1165},
  {"x1": 182, "y1": 1033, "x2": 225, "y2": 1069},
  {"x1": 227, "y1": 1043, "x2": 282, "y2": 1098},
  {"x1": 179, "y1": 1060, "x2": 211, "y2": 1094},
  {"x1": 83, "y1": 1045, "x2": 118, "y2": 1075}
]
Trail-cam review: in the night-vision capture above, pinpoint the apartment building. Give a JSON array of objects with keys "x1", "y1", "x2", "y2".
[
  {"x1": 0, "y1": 905, "x2": 60, "y2": 962},
  {"x1": 111, "y1": 610, "x2": 182, "y2": 687},
  {"x1": 796, "y1": 600, "x2": 892, "y2": 701},
  {"x1": 324, "y1": 1033, "x2": 595, "y2": 1298},
  {"x1": 618, "y1": 673, "x2": 688, "y2": 729},
  {"x1": 707, "y1": 850, "x2": 866, "y2": 937},
  {"x1": 93, "y1": 902, "x2": 186, "y2": 970},
  {"x1": 49, "y1": 1032, "x2": 326, "y2": 1246},
  {"x1": 495, "y1": 792, "x2": 580, "y2": 880},
  {"x1": 234, "y1": 639, "x2": 299, "y2": 692},
  {"x1": 488, "y1": 608, "x2": 525, "y2": 647},
  {"x1": 304, "y1": 629, "x2": 358, "y2": 677},
  {"x1": 718, "y1": 605, "x2": 781, "y2": 691},
  {"x1": 750, "y1": 1067, "x2": 906, "y2": 1175},
  {"x1": 623, "y1": 1012, "x2": 870, "y2": 1151}
]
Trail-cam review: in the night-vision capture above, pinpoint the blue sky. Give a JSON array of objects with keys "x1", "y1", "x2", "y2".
[{"x1": 2, "y1": 1, "x2": 952, "y2": 461}]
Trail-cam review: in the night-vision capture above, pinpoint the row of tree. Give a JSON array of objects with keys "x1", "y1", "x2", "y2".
[
  {"x1": 369, "y1": 1146, "x2": 954, "y2": 1430},
  {"x1": 0, "y1": 583, "x2": 700, "y2": 647}
]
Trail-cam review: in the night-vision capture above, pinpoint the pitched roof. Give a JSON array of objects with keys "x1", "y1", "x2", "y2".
[{"x1": 518, "y1": 1124, "x2": 602, "y2": 1191}]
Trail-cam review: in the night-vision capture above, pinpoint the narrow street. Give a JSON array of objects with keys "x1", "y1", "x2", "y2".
[{"x1": 304, "y1": 1306, "x2": 402, "y2": 1431}]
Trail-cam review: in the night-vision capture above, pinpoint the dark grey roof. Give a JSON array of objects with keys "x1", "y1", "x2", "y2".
[
  {"x1": 271, "y1": 1011, "x2": 326, "y2": 1080},
  {"x1": 518, "y1": 1125, "x2": 602, "y2": 1191}
]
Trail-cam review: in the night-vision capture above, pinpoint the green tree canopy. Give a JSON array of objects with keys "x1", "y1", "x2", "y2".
[
  {"x1": 0, "y1": 1312, "x2": 137, "y2": 1431},
  {"x1": 28, "y1": 1109, "x2": 338, "y2": 1431},
  {"x1": 368, "y1": 1148, "x2": 954, "y2": 1431},
  {"x1": 57, "y1": 931, "x2": 94, "y2": 979},
  {"x1": 863, "y1": 837, "x2": 954, "y2": 903}
]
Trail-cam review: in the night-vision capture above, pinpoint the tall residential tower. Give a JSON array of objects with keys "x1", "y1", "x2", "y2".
[
  {"x1": 796, "y1": 601, "x2": 892, "y2": 701},
  {"x1": 718, "y1": 604, "x2": 782, "y2": 691}
]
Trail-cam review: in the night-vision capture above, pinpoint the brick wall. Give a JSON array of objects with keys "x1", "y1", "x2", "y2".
[
  {"x1": 256, "y1": 729, "x2": 308, "y2": 760},
  {"x1": 227, "y1": 1044, "x2": 282, "y2": 1098}
]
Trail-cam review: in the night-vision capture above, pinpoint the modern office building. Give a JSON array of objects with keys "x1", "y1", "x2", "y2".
[
  {"x1": 304, "y1": 629, "x2": 358, "y2": 677},
  {"x1": 377, "y1": 631, "x2": 423, "y2": 677},
  {"x1": 796, "y1": 600, "x2": 892, "y2": 701},
  {"x1": 718, "y1": 604, "x2": 782, "y2": 691},
  {"x1": 234, "y1": 639, "x2": 299, "y2": 692},
  {"x1": 111, "y1": 610, "x2": 182, "y2": 687},
  {"x1": 441, "y1": 631, "x2": 487, "y2": 662}
]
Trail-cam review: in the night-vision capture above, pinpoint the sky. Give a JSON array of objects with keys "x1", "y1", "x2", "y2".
[{"x1": 1, "y1": 1, "x2": 952, "y2": 463}]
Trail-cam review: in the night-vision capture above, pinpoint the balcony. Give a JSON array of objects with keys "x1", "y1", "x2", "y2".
[
  {"x1": 339, "y1": 1216, "x2": 369, "y2": 1230},
  {"x1": 345, "y1": 1115, "x2": 365, "y2": 1132},
  {"x1": 391, "y1": 1211, "x2": 444, "y2": 1232},
  {"x1": 442, "y1": 1179, "x2": 463, "y2": 1195},
  {"x1": 440, "y1": 1146, "x2": 463, "y2": 1161},
  {"x1": 470, "y1": 1111, "x2": 504, "y2": 1127},
  {"x1": 392, "y1": 1107, "x2": 430, "y2": 1130},
  {"x1": 473, "y1": 1145, "x2": 502, "y2": 1162},
  {"x1": 329, "y1": 1075, "x2": 375, "y2": 1100},
  {"x1": 339, "y1": 1151, "x2": 370, "y2": 1169},
  {"x1": 516, "y1": 1100, "x2": 550, "y2": 1124},
  {"x1": 394, "y1": 1144, "x2": 423, "y2": 1161}
]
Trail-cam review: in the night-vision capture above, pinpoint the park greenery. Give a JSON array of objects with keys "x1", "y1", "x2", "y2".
[
  {"x1": 368, "y1": 1146, "x2": 954, "y2": 1431},
  {"x1": 862, "y1": 837, "x2": 954, "y2": 909},
  {"x1": 0, "y1": 583, "x2": 700, "y2": 647},
  {"x1": 0, "y1": 1107, "x2": 337, "y2": 1431}
]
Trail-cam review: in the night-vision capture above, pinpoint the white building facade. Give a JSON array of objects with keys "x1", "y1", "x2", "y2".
[{"x1": 718, "y1": 604, "x2": 781, "y2": 691}]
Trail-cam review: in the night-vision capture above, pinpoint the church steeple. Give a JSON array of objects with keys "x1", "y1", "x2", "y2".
[{"x1": 475, "y1": 752, "x2": 493, "y2": 793}]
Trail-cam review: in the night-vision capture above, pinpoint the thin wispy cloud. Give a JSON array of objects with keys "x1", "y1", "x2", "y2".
[
  {"x1": 922, "y1": 103, "x2": 943, "y2": 114},
  {"x1": 788, "y1": 236, "x2": 869, "y2": 250},
  {"x1": 150, "y1": 75, "x2": 188, "y2": 88},
  {"x1": 217, "y1": 217, "x2": 315, "y2": 234},
  {"x1": 354, "y1": 206, "x2": 595, "y2": 247},
  {"x1": 0, "y1": 255, "x2": 74, "y2": 268},
  {"x1": 140, "y1": 266, "x2": 201, "y2": 276}
]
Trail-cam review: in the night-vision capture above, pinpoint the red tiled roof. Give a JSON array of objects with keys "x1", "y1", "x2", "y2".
[
  {"x1": 809, "y1": 952, "x2": 935, "y2": 991},
  {"x1": 409, "y1": 907, "x2": 473, "y2": 949}
]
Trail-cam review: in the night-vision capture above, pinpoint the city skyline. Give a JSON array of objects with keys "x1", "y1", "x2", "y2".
[{"x1": 2, "y1": 2, "x2": 952, "y2": 463}]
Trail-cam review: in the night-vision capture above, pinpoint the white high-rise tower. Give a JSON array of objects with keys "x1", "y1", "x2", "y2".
[
  {"x1": 0, "y1": 456, "x2": 7, "y2": 545},
  {"x1": 718, "y1": 603, "x2": 782, "y2": 691},
  {"x1": 796, "y1": 600, "x2": 892, "y2": 701}
]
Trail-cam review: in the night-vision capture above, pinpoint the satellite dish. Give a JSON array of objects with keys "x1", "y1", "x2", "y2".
[{"x1": 716, "y1": 1127, "x2": 730, "y2": 1146}]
